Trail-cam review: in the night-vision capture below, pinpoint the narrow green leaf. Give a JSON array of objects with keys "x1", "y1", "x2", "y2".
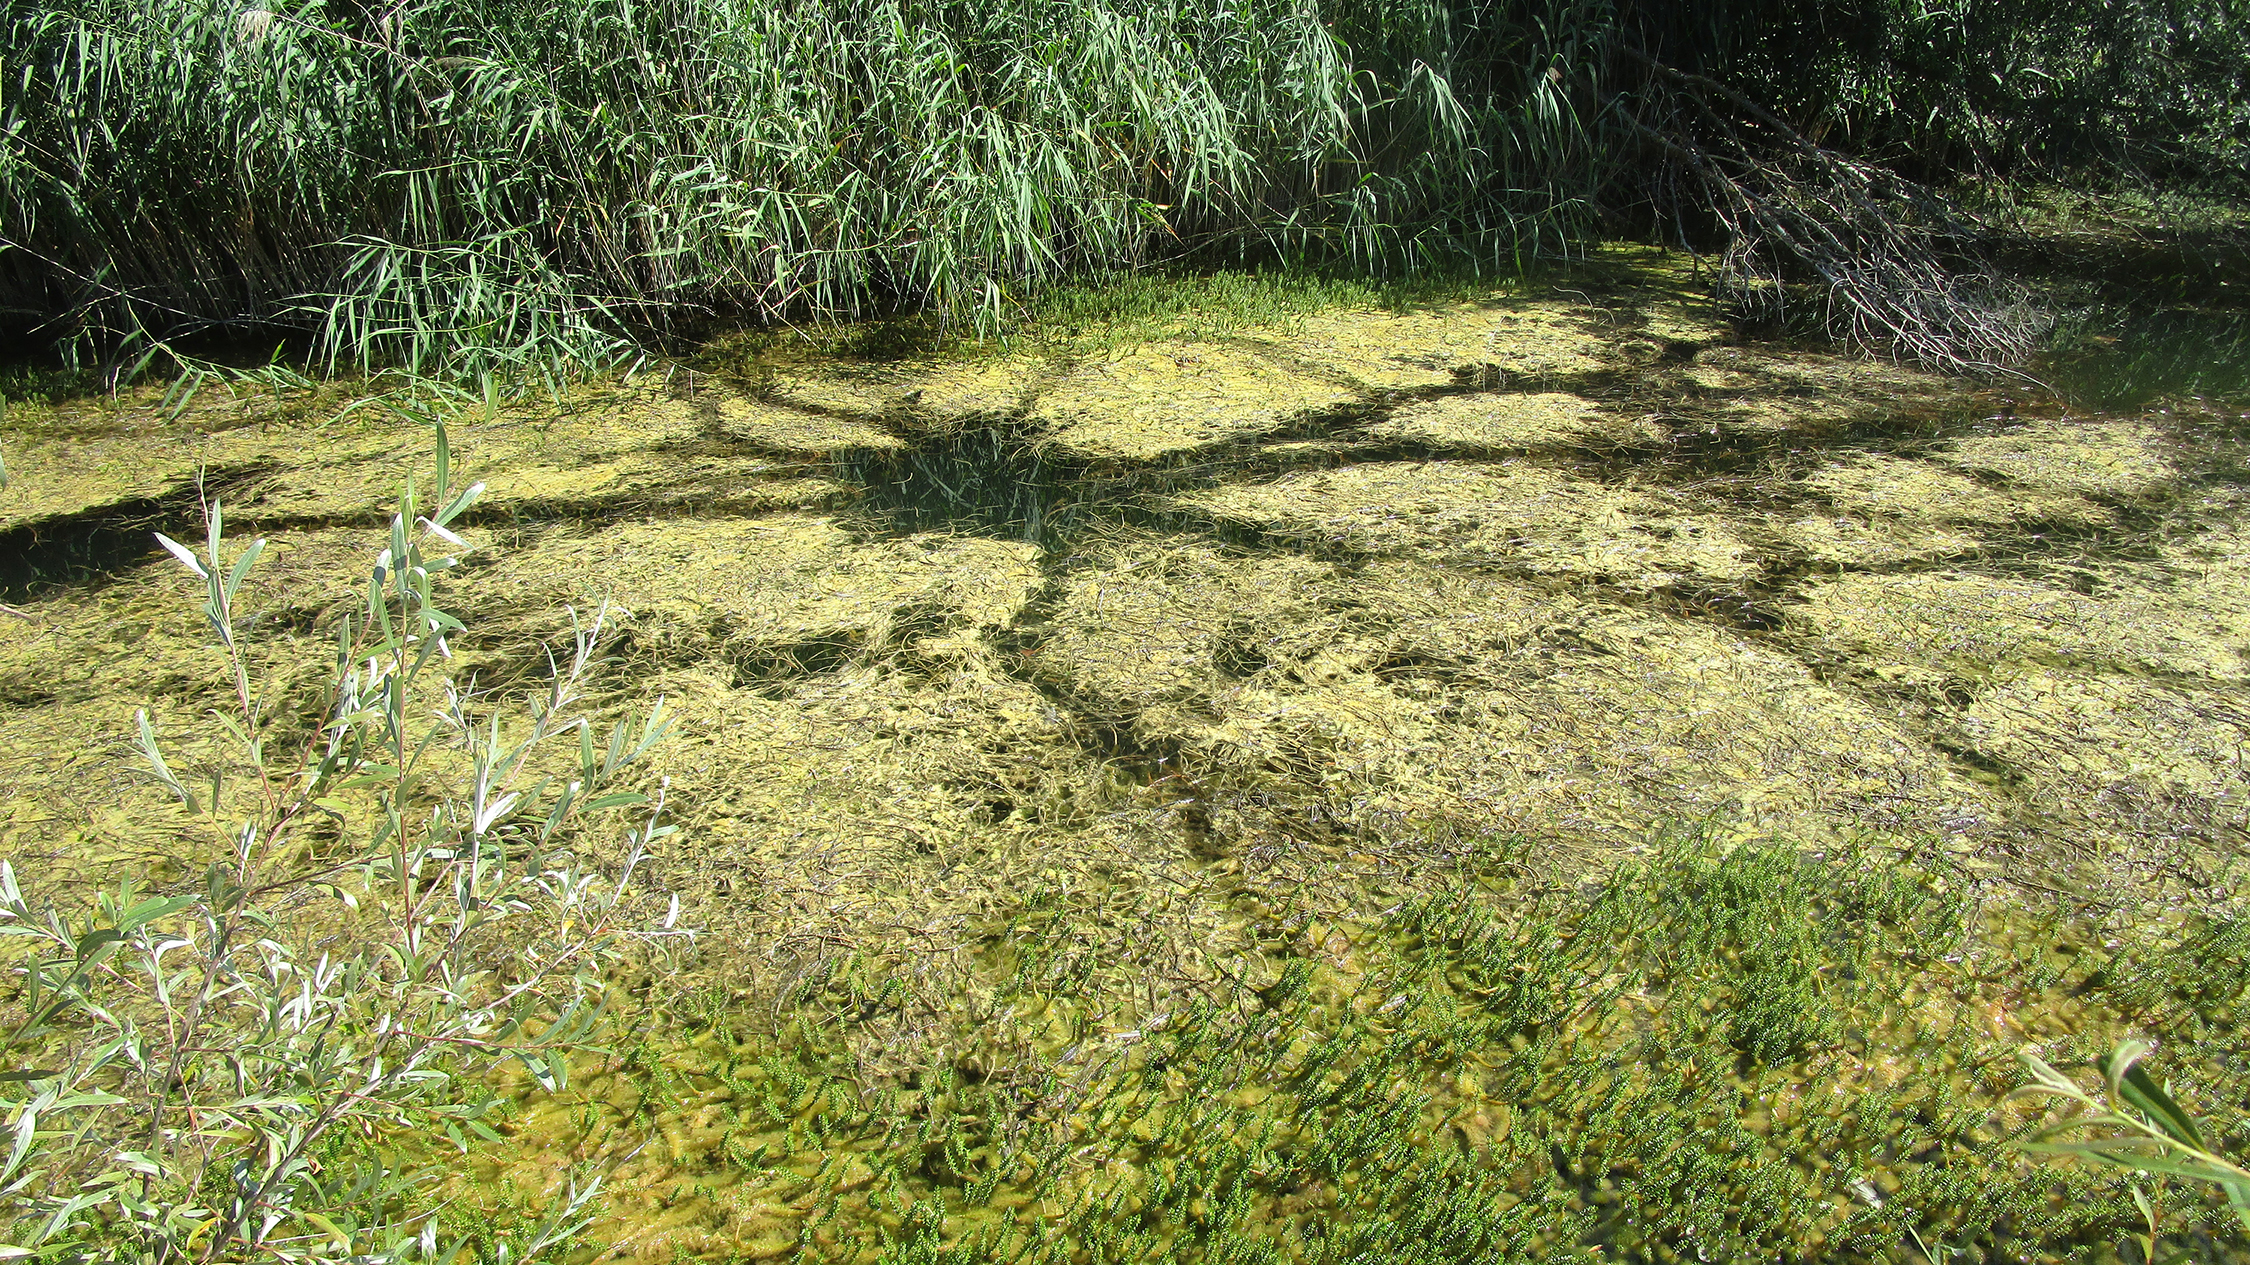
[
  {"x1": 70, "y1": 928, "x2": 125, "y2": 959},
  {"x1": 117, "y1": 896, "x2": 197, "y2": 930},
  {"x1": 2119, "y1": 1061, "x2": 2207, "y2": 1150}
]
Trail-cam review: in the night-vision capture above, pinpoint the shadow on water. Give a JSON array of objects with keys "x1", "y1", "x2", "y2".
[
  {"x1": 0, "y1": 503, "x2": 173, "y2": 602},
  {"x1": 839, "y1": 422, "x2": 1073, "y2": 544},
  {"x1": 0, "y1": 464, "x2": 276, "y2": 602},
  {"x1": 826, "y1": 385, "x2": 2027, "y2": 564}
]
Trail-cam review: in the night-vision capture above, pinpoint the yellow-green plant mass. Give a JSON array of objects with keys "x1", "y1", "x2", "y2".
[{"x1": 6, "y1": 250, "x2": 2250, "y2": 1262}]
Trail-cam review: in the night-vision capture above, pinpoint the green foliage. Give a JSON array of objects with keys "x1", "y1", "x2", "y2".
[
  {"x1": 10, "y1": 0, "x2": 2238, "y2": 380},
  {"x1": 1015, "y1": 269, "x2": 1505, "y2": 354},
  {"x1": 2101, "y1": 914, "x2": 2250, "y2": 1043},
  {"x1": 0, "y1": 427, "x2": 675, "y2": 1262},
  {"x1": 1588, "y1": 841, "x2": 1965, "y2": 1066},
  {"x1": 2018, "y1": 1039, "x2": 2250, "y2": 1260},
  {"x1": 0, "y1": 0, "x2": 1592, "y2": 381}
]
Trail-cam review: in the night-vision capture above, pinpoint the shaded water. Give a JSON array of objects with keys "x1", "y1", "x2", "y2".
[{"x1": 2044, "y1": 304, "x2": 2250, "y2": 411}]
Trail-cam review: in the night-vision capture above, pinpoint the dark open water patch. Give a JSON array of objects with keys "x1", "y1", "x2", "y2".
[
  {"x1": 0, "y1": 464, "x2": 284, "y2": 601},
  {"x1": 2043, "y1": 304, "x2": 2250, "y2": 413}
]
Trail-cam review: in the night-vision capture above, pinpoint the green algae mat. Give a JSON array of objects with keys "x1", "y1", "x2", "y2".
[{"x1": 7, "y1": 249, "x2": 2250, "y2": 1262}]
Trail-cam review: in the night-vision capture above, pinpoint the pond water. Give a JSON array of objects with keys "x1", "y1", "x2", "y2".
[{"x1": 4, "y1": 245, "x2": 2250, "y2": 1262}]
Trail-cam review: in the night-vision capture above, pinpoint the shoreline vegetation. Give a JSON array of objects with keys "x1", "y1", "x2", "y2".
[{"x1": 3, "y1": 0, "x2": 2246, "y2": 385}]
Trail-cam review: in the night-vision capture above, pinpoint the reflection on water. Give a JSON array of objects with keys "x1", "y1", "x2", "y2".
[
  {"x1": 2042, "y1": 303, "x2": 2250, "y2": 411},
  {"x1": 2043, "y1": 265, "x2": 2250, "y2": 409}
]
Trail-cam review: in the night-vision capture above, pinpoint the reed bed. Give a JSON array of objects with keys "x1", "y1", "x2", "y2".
[
  {"x1": 5, "y1": 0, "x2": 2244, "y2": 381},
  {"x1": 0, "y1": 0, "x2": 1592, "y2": 383}
]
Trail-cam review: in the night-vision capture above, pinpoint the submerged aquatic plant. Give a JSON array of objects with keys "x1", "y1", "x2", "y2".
[{"x1": 0, "y1": 426, "x2": 678, "y2": 1262}]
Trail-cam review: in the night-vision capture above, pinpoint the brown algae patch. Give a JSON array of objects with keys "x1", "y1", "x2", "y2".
[
  {"x1": 1363, "y1": 391, "x2": 1662, "y2": 454},
  {"x1": 1181, "y1": 461, "x2": 1762, "y2": 588}
]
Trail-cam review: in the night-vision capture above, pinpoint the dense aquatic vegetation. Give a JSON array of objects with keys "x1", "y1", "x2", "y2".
[{"x1": 7, "y1": 245, "x2": 2250, "y2": 1258}]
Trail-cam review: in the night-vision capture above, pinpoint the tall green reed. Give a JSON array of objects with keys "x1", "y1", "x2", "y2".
[
  {"x1": 0, "y1": 0, "x2": 1595, "y2": 384},
  {"x1": 5, "y1": 0, "x2": 2238, "y2": 382}
]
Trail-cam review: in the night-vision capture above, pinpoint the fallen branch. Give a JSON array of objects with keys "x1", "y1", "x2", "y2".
[{"x1": 1602, "y1": 48, "x2": 2045, "y2": 373}]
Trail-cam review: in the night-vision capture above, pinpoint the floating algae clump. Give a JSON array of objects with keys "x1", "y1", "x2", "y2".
[
  {"x1": 0, "y1": 392, "x2": 424, "y2": 532},
  {"x1": 446, "y1": 513, "x2": 1112, "y2": 947},
  {"x1": 372, "y1": 389, "x2": 867, "y2": 519},
  {"x1": 1363, "y1": 391, "x2": 1662, "y2": 455},
  {"x1": 1028, "y1": 342, "x2": 1357, "y2": 462},
  {"x1": 1805, "y1": 451, "x2": 2112, "y2": 530},
  {"x1": 1790, "y1": 570, "x2": 2249, "y2": 684},
  {"x1": 1960, "y1": 671, "x2": 2248, "y2": 841},
  {"x1": 1943, "y1": 419, "x2": 2176, "y2": 501},
  {"x1": 1640, "y1": 300, "x2": 1733, "y2": 348},
  {"x1": 1033, "y1": 540, "x2": 1333, "y2": 715},
  {"x1": 623, "y1": 656, "x2": 1098, "y2": 945},
  {"x1": 1036, "y1": 543, "x2": 1981, "y2": 848},
  {"x1": 0, "y1": 526, "x2": 381, "y2": 884},
  {"x1": 1025, "y1": 297, "x2": 1624, "y2": 462},
  {"x1": 1684, "y1": 346, "x2": 1968, "y2": 435},
  {"x1": 1771, "y1": 513, "x2": 1984, "y2": 567},
  {"x1": 744, "y1": 350, "x2": 1043, "y2": 424},
  {"x1": 0, "y1": 589, "x2": 213, "y2": 885},
  {"x1": 0, "y1": 381, "x2": 868, "y2": 537},
  {"x1": 2149, "y1": 506, "x2": 2250, "y2": 673},
  {"x1": 679, "y1": 395, "x2": 902, "y2": 455},
  {"x1": 19, "y1": 249, "x2": 2250, "y2": 1264},
  {"x1": 1276, "y1": 298, "x2": 1610, "y2": 389},
  {"x1": 462, "y1": 515, "x2": 1041, "y2": 678},
  {"x1": 1788, "y1": 563, "x2": 2250, "y2": 846},
  {"x1": 1181, "y1": 460, "x2": 1763, "y2": 588}
]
